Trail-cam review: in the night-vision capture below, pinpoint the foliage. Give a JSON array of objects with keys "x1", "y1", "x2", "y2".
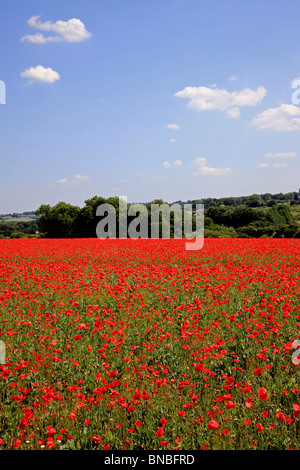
[
  {"x1": 2, "y1": 191, "x2": 300, "y2": 239},
  {"x1": 0, "y1": 220, "x2": 40, "y2": 238}
]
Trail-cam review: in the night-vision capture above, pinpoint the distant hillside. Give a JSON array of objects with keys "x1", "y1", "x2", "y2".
[
  {"x1": 173, "y1": 189, "x2": 300, "y2": 209},
  {"x1": 0, "y1": 211, "x2": 38, "y2": 223},
  {"x1": 0, "y1": 211, "x2": 40, "y2": 239}
]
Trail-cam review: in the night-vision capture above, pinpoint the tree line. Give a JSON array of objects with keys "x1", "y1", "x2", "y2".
[
  {"x1": 204, "y1": 204, "x2": 300, "y2": 238},
  {"x1": 35, "y1": 196, "x2": 300, "y2": 239},
  {"x1": 179, "y1": 190, "x2": 300, "y2": 210},
  {"x1": 1, "y1": 191, "x2": 300, "y2": 239}
]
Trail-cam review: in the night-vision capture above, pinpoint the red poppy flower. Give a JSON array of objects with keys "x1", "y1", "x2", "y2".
[
  {"x1": 18, "y1": 417, "x2": 28, "y2": 430},
  {"x1": 69, "y1": 410, "x2": 77, "y2": 420},
  {"x1": 207, "y1": 419, "x2": 219, "y2": 430},
  {"x1": 2, "y1": 369, "x2": 11, "y2": 379},
  {"x1": 293, "y1": 404, "x2": 300, "y2": 417},
  {"x1": 258, "y1": 387, "x2": 268, "y2": 401},
  {"x1": 155, "y1": 427, "x2": 165, "y2": 438},
  {"x1": 160, "y1": 441, "x2": 169, "y2": 446},
  {"x1": 160, "y1": 417, "x2": 168, "y2": 427},
  {"x1": 14, "y1": 439, "x2": 21, "y2": 449}
]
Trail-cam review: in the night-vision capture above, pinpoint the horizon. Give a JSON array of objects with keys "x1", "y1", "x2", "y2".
[{"x1": 1, "y1": 0, "x2": 300, "y2": 213}]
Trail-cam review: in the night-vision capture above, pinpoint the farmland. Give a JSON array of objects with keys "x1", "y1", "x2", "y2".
[{"x1": 0, "y1": 238, "x2": 299, "y2": 450}]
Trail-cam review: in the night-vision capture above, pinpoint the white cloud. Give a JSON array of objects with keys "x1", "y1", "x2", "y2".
[
  {"x1": 54, "y1": 175, "x2": 89, "y2": 186},
  {"x1": 273, "y1": 163, "x2": 287, "y2": 168},
  {"x1": 252, "y1": 104, "x2": 300, "y2": 131},
  {"x1": 165, "y1": 123, "x2": 180, "y2": 130},
  {"x1": 74, "y1": 174, "x2": 89, "y2": 182},
  {"x1": 21, "y1": 15, "x2": 92, "y2": 44},
  {"x1": 193, "y1": 157, "x2": 207, "y2": 166},
  {"x1": 264, "y1": 152, "x2": 297, "y2": 159},
  {"x1": 227, "y1": 107, "x2": 240, "y2": 119},
  {"x1": 174, "y1": 85, "x2": 266, "y2": 117},
  {"x1": 192, "y1": 157, "x2": 232, "y2": 176},
  {"x1": 56, "y1": 178, "x2": 68, "y2": 184},
  {"x1": 257, "y1": 152, "x2": 296, "y2": 170},
  {"x1": 163, "y1": 160, "x2": 182, "y2": 168},
  {"x1": 20, "y1": 65, "x2": 60, "y2": 84},
  {"x1": 228, "y1": 75, "x2": 238, "y2": 82},
  {"x1": 21, "y1": 32, "x2": 61, "y2": 44},
  {"x1": 257, "y1": 163, "x2": 269, "y2": 168},
  {"x1": 170, "y1": 138, "x2": 176, "y2": 143}
]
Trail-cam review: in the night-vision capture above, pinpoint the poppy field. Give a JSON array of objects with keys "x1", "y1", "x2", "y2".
[{"x1": 0, "y1": 238, "x2": 299, "y2": 450}]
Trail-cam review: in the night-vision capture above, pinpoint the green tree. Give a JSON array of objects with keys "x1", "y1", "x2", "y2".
[
  {"x1": 10, "y1": 231, "x2": 26, "y2": 239},
  {"x1": 246, "y1": 194, "x2": 264, "y2": 207},
  {"x1": 36, "y1": 202, "x2": 80, "y2": 238},
  {"x1": 73, "y1": 196, "x2": 107, "y2": 238}
]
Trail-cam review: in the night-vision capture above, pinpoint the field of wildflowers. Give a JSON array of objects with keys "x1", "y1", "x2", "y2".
[{"x1": 0, "y1": 238, "x2": 299, "y2": 450}]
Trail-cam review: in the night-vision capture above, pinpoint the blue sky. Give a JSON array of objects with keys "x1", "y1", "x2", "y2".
[{"x1": 0, "y1": 0, "x2": 300, "y2": 213}]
